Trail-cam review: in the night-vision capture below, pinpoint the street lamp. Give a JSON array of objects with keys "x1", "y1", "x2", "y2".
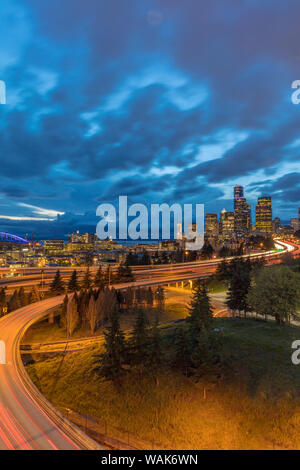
[{"x1": 40, "y1": 268, "x2": 45, "y2": 299}]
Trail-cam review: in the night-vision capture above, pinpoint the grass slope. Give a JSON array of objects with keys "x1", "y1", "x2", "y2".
[{"x1": 26, "y1": 317, "x2": 300, "y2": 450}]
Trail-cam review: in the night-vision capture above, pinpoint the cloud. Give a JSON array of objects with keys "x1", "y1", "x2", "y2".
[
  {"x1": 0, "y1": 0, "x2": 299, "y2": 236},
  {"x1": 18, "y1": 203, "x2": 65, "y2": 218}
]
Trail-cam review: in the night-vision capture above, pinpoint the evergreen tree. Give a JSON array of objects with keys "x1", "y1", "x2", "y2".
[
  {"x1": 94, "y1": 266, "x2": 104, "y2": 289},
  {"x1": 68, "y1": 270, "x2": 80, "y2": 292},
  {"x1": 82, "y1": 267, "x2": 92, "y2": 290},
  {"x1": 129, "y1": 307, "x2": 149, "y2": 373},
  {"x1": 219, "y1": 246, "x2": 232, "y2": 258},
  {"x1": 215, "y1": 259, "x2": 230, "y2": 282},
  {"x1": 66, "y1": 296, "x2": 79, "y2": 337},
  {"x1": 173, "y1": 327, "x2": 191, "y2": 376},
  {"x1": 94, "y1": 306, "x2": 126, "y2": 383},
  {"x1": 226, "y1": 258, "x2": 251, "y2": 316},
  {"x1": 50, "y1": 270, "x2": 65, "y2": 295},
  {"x1": 126, "y1": 251, "x2": 139, "y2": 266},
  {"x1": 31, "y1": 285, "x2": 41, "y2": 303},
  {"x1": 116, "y1": 262, "x2": 135, "y2": 283},
  {"x1": 77, "y1": 290, "x2": 88, "y2": 327},
  {"x1": 187, "y1": 281, "x2": 213, "y2": 344},
  {"x1": 87, "y1": 295, "x2": 98, "y2": 333}
]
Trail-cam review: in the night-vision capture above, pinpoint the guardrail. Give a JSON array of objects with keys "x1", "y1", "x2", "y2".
[{"x1": 59, "y1": 407, "x2": 170, "y2": 450}]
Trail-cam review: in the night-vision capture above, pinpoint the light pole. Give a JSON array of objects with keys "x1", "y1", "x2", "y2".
[{"x1": 40, "y1": 268, "x2": 45, "y2": 299}]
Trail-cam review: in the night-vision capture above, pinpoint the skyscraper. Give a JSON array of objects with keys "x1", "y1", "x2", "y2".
[
  {"x1": 221, "y1": 210, "x2": 235, "y2": 239},
  {"x1": 234, "y1": 185, "x2": 244, "y2": 200},
  {"x1": 205, "y1": 213, "x2": 218, "y2": 235},
  {"x1": 256, "y1": 197, "x2": 272, "y2": 233},
  {"x1": 234, "y1": 185, "x2": 251, "y2": 236}
]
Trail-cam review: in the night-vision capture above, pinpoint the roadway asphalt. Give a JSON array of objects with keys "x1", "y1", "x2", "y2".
[{"x1": 0, "y1": 297, "x2": 101, "y2": 450}]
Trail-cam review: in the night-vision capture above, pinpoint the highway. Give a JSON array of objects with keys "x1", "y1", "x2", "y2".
[
  {"x1": 0, "y1": 296, "x2": 102, "y2": 450},
  {"x1": 0, "y1": 238, "x2": 297, "y2": 450},
  {"x1": 0, "y1": 239, "x2": 292, "y2": 291}
]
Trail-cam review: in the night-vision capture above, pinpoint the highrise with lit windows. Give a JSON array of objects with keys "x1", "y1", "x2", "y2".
[{"x1": 256, "y1": 197, "x2": 272, "y2": 234}]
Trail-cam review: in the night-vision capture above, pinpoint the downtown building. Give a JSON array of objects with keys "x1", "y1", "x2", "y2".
[
  {"x1": 205, "y1": 213, "x2": 218, "y2": 235},
  {"x1": 233, "y1": 185, "x2": 251, "y2": 238},
  {"x1": 255, "y1": 197, "x2": 272, "y2": 234},
  {"x1": 220, "y1": 209, "x2": 235, "y2": 240}
]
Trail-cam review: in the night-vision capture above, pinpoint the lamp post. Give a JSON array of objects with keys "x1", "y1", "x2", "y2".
[{"x1": 40, "y1": 268, "x2": 45, "y2": 299}]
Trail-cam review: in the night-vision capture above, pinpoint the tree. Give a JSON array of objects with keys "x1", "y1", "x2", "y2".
[
  {"x1": 87, "y1": 295, "x2": 98, "y2": 333},
  {"x1": 50, "y1": 270, "x2": 65, "y2": 295},
  {"x1": 31, "y1": 285, "x2": 41, "y2": 303},
  {"x1": 66, "y1": 296, "x2": 79, "y2": 337},
  {"x1": 94, "y1": 266, "x2": 104, "y2": 289},
  {"x1": 126, "y1": 251, "x2": 139, "y2": 266},
  {"x1": 100, "y1": 288, "x2": 118, "y2": 321},
  {"x1": 60, "y1": 294, "x2": 69, "y2": 328},
  {"x1": 116, "y1": 262, "x2": 135, "y2": 283},
  {"x1": 82, "y1": 268, "x2": 92, "y2": 290},
  {"x1": 68, "y1": 270, "x2": 80, "y2": 292},
  {"x1": 219, "y1": 246, "x2": 232, "y2": 258},
  {"x1": 215, "y1": 259, "x2": 230, "y2": 282},
  {"x1": 173, "y1": 327, "x2": 191, "y2": 376},
  {"x1": 129, "y1": 307, "x2": 149, "y2": 374},
  {"x1": 94, "y1": 306, "x2": 126, "y2": 384},
  {"x1": 187, "y1": 281, "x2": 213, "y2": 345},
  {"x1": 247, "y1": 265, "x2": 300, "y2": 325},
  {"x1": 226, "y1": 258, "x2": 252, "y2": 316},
  {"x1": 201, "y1": 242, "x2": 215, "y2": 260},
  {"x1": 141, "y1": 249, "x2": 151, "y2": 265}
]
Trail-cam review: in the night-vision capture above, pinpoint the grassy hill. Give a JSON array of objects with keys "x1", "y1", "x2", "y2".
[{"x1": 25, "y1": 317, "x2": 300, "y2": 450}]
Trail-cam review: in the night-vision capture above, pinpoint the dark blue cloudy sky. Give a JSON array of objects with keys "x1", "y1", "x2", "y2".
[{"x1": 0, "y1": 0, "x2": 300, "y2": 239}]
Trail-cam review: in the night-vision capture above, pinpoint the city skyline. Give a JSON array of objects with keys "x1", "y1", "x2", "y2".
[{"x1": 1, "y1": 183, "x2": 298, "y2": 241}]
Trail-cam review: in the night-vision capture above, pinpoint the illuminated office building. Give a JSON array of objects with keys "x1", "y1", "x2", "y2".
[
  {"x1": 221, "y1": 210, "x2": 235, "y2": 240},
  {"x1": 234, "y1": 185, "x2": 251, "y2": 236},
  {"x1": 205, "y1": 213, "x2": 218, "y2": 234},
  {"x1": 255, "y1": 197, "x2": 272, "y2": 234}
]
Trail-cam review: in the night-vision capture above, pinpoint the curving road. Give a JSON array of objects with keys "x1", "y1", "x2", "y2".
[
  {"x1": 0, "y1": 238, "x2": 297, "y2": 450},
  {"x1": 0, "y1": 296, "x2": 102, "y2": 450}
]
